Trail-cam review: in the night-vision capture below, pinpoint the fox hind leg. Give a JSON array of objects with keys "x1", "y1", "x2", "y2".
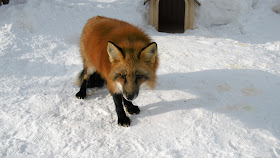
[
  {"x1": 76, "y1": 69, "x2": 89, "y2": 99},
  {"x1": 76, "y1": 66, "x2": 96, "y2": 99},
  {"x1": 87, "y1": 72, "x2": 105, "y2": 88},
  {"x1": 2, "y1": 0, "x2": 9, "y2": 4}
]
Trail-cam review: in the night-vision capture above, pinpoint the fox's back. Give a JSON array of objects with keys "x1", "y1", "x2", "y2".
[{"x1": 80, "y1": 16, "x2": 152, "y2": 79}]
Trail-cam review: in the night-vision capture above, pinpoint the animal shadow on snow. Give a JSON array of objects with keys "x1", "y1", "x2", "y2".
[{"x1": 139, "y1": 69, "x2": 280, "y2": 139}]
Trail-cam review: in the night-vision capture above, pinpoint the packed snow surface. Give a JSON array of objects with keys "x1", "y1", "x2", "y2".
[{"x1": 1, "y1": 0, "x2": 280, "y2": 157}]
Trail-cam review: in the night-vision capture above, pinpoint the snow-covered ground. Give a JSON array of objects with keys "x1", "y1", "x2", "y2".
[{"x1": 1, "y1": 0, "x2": 280, "y2": 157}]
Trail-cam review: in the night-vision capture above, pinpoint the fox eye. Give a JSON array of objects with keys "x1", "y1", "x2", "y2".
[
  {"x1": 136, "y1": 75, "x2": 144, "y2": 80},
  {"x1": 120, "y1": 74, "x2": 126, "y2": 79}
]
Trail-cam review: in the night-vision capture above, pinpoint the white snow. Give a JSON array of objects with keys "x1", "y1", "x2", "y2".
[{"x1": 1, "y1": 0, "x2": 280, "y2": 157}]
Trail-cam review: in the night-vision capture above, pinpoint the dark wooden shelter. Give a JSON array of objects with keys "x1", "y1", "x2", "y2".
[{"x1": 149, "y1": 0, "x2": 200, "y2": 33}]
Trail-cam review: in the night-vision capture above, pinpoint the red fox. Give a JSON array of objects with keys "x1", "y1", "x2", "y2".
[{"x1": 76, "y1": 16, "x2": 158, "y2": 127}]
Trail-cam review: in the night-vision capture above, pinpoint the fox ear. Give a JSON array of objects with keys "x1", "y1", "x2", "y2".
[
  {"x1": 140, "y1": 42, "x2": 157, "y2": 63},
  {"x1": 107, "y1": 41, "x2": 124, "y2": 62}
]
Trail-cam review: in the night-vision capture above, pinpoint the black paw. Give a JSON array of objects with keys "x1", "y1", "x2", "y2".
[
  {"x1": 76, "y1": 91, "x2": 86, "y2": 99},
  {"x1": 118, "y1": 116, "x2": 131, "y2": 127},
  {"x1": 125, "y1": 105, "x2": 140, "y2": 115},
  {"x1": 2, "y1": 0, "x2": 9, "y2": 5}
]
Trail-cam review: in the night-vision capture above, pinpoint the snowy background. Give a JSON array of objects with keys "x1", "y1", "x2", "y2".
[{"x1": 1, "y1": 0, "x2": 280, "y2": 157}]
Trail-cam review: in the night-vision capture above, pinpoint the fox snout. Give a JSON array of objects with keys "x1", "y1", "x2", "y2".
[
  {"x1": 123, "y1": 91, "x2": 139, "y2": 101},
  {"x1": 116, "y1": 80, "x2": 140, "y2": 101}
]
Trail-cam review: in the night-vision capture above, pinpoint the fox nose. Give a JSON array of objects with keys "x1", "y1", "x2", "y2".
[
  {"x1": 124, "y1": 92, "x2": 138, "y2": 101},
  {"x1": 126, "y1": 95, "x2": 135, "y2": 101},
  {"x1": 124, "y1": 90, "x2": 139, "y2": 101}
]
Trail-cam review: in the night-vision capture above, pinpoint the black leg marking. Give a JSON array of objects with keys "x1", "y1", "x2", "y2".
[
  {"x1": 76, "y1": 78, "x2": 88, "y2": 99},
  {"x1": 113, "y1": 94, "x2": 130, "y2": 127},
  {"x1": 87, "y1": 72, "x2": 105, "y2": 88},
  {"x1": 76, "y1": 69, "x2": 104, "y2": 99},
  {"x1": 123, "y1": 97, "x2": 140, "y2": 115}
]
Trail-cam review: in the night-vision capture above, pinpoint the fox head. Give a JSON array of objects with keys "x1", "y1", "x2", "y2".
[{"x1": 107, "y1": 41, "x2": 158, "y2": 101}]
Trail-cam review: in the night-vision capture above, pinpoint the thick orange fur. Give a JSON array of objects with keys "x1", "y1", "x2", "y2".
[{"x1": 80, "y1": 16, "x2": 158, "y2": 94}]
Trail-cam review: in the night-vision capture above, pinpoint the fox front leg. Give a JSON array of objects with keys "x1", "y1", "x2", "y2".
[
  {"x1": 113, "y1": 94, "x2": 131, "y2": 127},
  {"x1": 123, "y1": 97, "x2": 140, "y2": 115}
]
